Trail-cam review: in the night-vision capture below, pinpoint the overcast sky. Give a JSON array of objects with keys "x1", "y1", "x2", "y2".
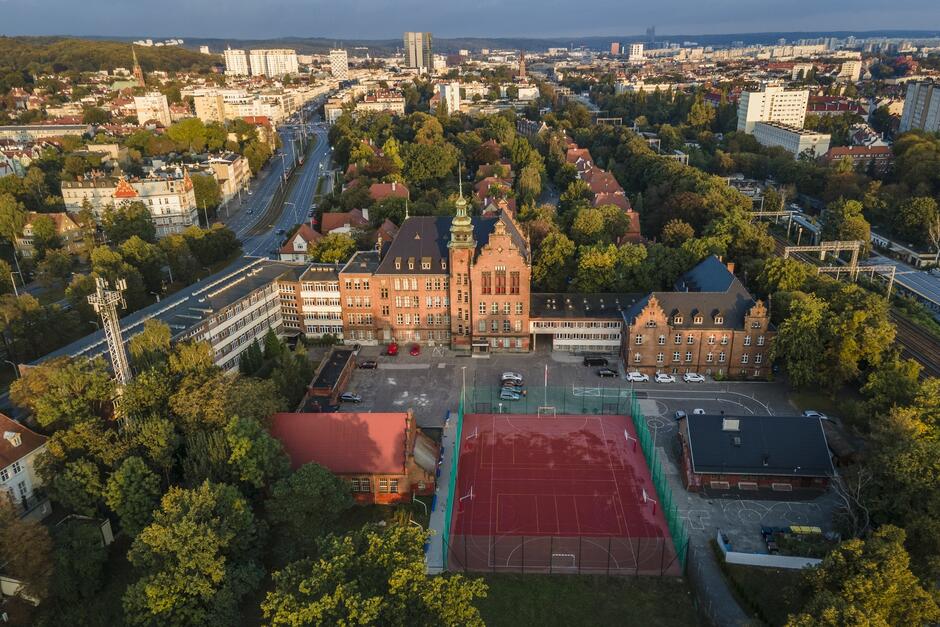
[{"x1": 2, "y1": 0, "x2": 938, "y2": 40}]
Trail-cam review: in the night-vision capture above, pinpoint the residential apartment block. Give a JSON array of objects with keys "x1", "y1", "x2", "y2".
[
  {"x1": 330, "y1": 49, "x2": 349, "y2": 81},
  {"x1": 737, "y1": 84, "x2": 809, "y2": 133},
  {"x1": 134, "y1": 92, "x2": 172, "y2": 127},
  {"x1": 404, "y1": 32, "x2": 433, "y2": 72},
  {"x1": 900, "y1": 80, "x2": 940, "y2": 133},
  {"x1": 277, "y1": 263, "x2": 345, "y2": 340},
  {"x1": 249, "y1": 49, "x2": 299, "y2": 77},
  {"x1": 61, "y1": 171, "x2": 199, "y2": 237},
  {"x1": 207, "y1": 153, "x2": 251, "y2": 202},
  {"x1": 14, "y1": 211, "x2": 83, "y2": 258}
]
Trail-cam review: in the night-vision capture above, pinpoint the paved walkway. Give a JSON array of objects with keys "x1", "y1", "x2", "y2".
[{"x1": 426, "y1": 410, "x2": 456, "y2": 574}]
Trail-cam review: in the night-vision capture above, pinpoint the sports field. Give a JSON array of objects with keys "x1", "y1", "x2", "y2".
[{"x1": 448, "y1": 412, "x2": 682, "y2": 576}]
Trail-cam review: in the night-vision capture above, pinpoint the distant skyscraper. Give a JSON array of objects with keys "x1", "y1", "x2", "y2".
[
  {"x1": 404, "y1": 32, "x2": 433, "y2": 72},
  {"x1": 223, "y1": 48, "x2": 250, "y2": 76},
  {"x1": 900, "y1": 81, "x2": 940, "y2": 133},
  {"x1": 628, "y1": 43, "x2": 645, "y2": 61},
  {"x1": 610, "y1": 42, "x2": 621, "y2": 55},
  {"x1": 646, "y1": 26, "x2": 656, "y2": 43},
  {"x1": 518, "y1": 51, "x2": 526, "y2": 78},
  {"x1": 330, "y1": 49, "x2": 349, "y2": 80}
]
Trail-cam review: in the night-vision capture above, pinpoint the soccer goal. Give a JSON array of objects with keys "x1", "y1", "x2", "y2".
[{"x1": 537, "y1": 406, "x2": 557, "y2": 417}]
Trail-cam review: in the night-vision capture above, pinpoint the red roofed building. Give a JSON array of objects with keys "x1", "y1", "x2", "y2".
[
  {"x1": 320, "y1": 208, "x2": 370, "y2": 235},
  {"x1": 474, "y1": 176, "x2": 512, "y2": 202},
  {"x1": 268, "y1": 410, "x2": 439, "y2": 504},
  {"x1": 278, "y1": 223, "x2": 323, "y2": 261},
  {"x1": 369, "y1": 181, "x2": 409, "y2": 202},
  {"x1": 583, "y1": 168, "x2": 625, "y2": 196},
  {"x1": 807, "y1": 96, "x2": 864, "y2": 117},
  {"x1": 566, "y1": 147, "x2": 594, "y2": 174},
  {"x1": 822, "y1": 145, "x2": 894, "y2": 175},
  {"x1": 1, "y1": 413, "x2": 51, "y2": 520}
]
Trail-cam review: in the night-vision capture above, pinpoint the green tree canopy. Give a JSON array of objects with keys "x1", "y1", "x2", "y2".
[{"x1": 104, "y1": 456, "x2": 163, "y2": 537}]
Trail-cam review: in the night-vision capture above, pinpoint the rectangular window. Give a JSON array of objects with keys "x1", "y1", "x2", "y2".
[
  {"x1": 718, "y1": 352, "x2": 726, "y2": 363},
  {"x1": 658, "y1": 335, "x2": 666, "y2": 345},
  {"x1": 634, "y1": 353, "x2": 642, "y2": 363},
  {"x1": 687, "y1": 334, "x2": 694, "y2": 344},
  {"x1": 635, "y1": 335, "x2": 643, "y2": 345},
  {"x1": 515, "y1": 302, "x2": 523, "y2": 315},
  {"x1": 503, "y1": 320, "x2": 511, "y2": 332},
  {"x1": 389, "y1": 479, "x2": 399, "y2": 493},
  {"x1": 481, "y1": 272, "x2": 492, "y2": 294},
  {"x1": 757, "y1": 336, "x2": 765, "y2": 346},
  {"x1": 656, "y1": 352, "x2": 664, "y2": 363},
  {"x1": 685, "y1": 351, "x2": 692, "y2": 362},
  {"x1": 741, "y1": 353, "x2": 749, "y2": 364},
  {"x1": 491, "y1": 303, "x2": 498, "y2": 315},
  {"x1": 491, "y1": 320, "x2": 498, "y2": 332},
  {"x1": 514, "y1": 320, "x2": 522, "y2": 332},
  {"x1": 502, "y1": 302, "x2": 511, "y2": 315},
  {"x1": 706, "y1": 352, "x2": 714, "y2": 363},
  {"x1": 755, "y1": 353, "x2": 763, "y2": 364},
  {"x1": 510, "y1": 271, "x2": 520, "y2": 294},
  {"x1": 479, "y1": 302, "x2": 486, "y2": 315},
  {"x1": 478, "y1": 320, "x2": 486, "y2": 332},
  {"x1": 0, "y1": 469, "x2": 7, "y2": 482},
  {"x1": 674, "y1": 334, "x2": 682, "y2": 344},
  {"x1": 11, "y1": 461, "x2": 21, "y2": 474},
  {"x1": 744, "y1": 336, "x2": 751, "y2": 346},
  {"x1": 379, "y1": 478, "x2": 389, "y2": 493},
  {"x1": 495, "y1": 270, "x2": 506, "y2": 295},
  {"x1": 673, "y1": 351, "x2": 680, "y2": 361}
]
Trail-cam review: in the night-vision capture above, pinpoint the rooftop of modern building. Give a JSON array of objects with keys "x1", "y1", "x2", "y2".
[
  {"x1": 31, "y1": 257, "x2": 303, "y2": 365},
  {"x1": 530, "y1": 292, "x2": 644, "y2": 319},
  {"x1": 681, "y1": 413, "x2": 834, "y2": 478},
  {"x1": 309, "y1": 348, "x2": 355, "y2": 391},
  {"x1": 753, "y1": 121, "x2": 831, "y2": 137}
]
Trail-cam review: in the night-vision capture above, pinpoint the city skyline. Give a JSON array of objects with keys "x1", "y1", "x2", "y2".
[{"x1": 2, "y1": 0, "x2": 939, "y2": 40}]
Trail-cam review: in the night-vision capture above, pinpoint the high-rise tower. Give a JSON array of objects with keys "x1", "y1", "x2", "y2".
[
  {"x1": 132, "y1": 46, "x2": 145, "y2": 87},
  {"x1": 449, "y1": 172, "x2": 475, "y2": 351}
]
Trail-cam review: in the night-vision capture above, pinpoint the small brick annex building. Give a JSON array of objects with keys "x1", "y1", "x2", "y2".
[
  {"x1": 269, "y1": 409, "x2": 439, "y2": 504},
  {"x1": 676, "y1": 413, "x2": 834, "y2": 496}
]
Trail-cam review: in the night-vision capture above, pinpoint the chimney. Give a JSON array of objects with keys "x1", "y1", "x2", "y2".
[
  {"x1": 3, "y1": 431, "x2": 22, "y2": 447},
  {"x1": 726, "y1": 261, "x2": 735, "y2": 274}
]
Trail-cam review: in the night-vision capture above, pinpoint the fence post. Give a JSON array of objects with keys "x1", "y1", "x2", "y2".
[
  {"x1": 578, "y1": 535, "x2": 582, "y2": 575},
  {"x1": 607, "y1": 535, "x2": 612, "y2": 576},
  {"x1": 549, "y1": 536, "x2": 554, "y2": 575},
  {"x1": 521, "y1": 535, "x2": 525, "y2": 575}
]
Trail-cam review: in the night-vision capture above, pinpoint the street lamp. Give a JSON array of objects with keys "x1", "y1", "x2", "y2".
[
  {"x1": 9, "y1": 271, "x2": 21, "y2": 297},
  {"x1": 3, "y1": 359, "x2": 18, "y2": 380}
]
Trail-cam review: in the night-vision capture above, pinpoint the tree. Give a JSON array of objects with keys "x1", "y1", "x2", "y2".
[
  {"x1": 771, "y1": 293, "x2": 827, "y2": 389},
  {"x1": 81, "y1": 106, "x2": 110, "y2": 125},
  {"x1": 166, "y1": 118, "x2": 208, "y2": 152},
  {"x1": 266, "y1": 463, "x2": 353, "y2": 560},
  {"x1": 128, "y1": 319, "x2": 172, "y2": 373},
  {"x1": 861, "y1": 355, "x2": 922, "y2": 419},
  {"x1": 402, "y1": 142, "x2": 458, "y2": 189},
  {"x1": 103, "y1": 201, "x2": 157, "y2": 244},
  {"x1": 570, "y1": 207, "x2": 605, "y2": 245},
  {"x1": 0, "y1": 258, "x2": 13, "y2": 295},
  {"x1": 0, "y1": 191, "x2": 26, "y2": 244},
  {"x1": 36, "y1": 249, "x2": 72, "y2": 287},
  {"x1": 532, "y1": 231, "x2": 574, "y2": 292},
  {"x1": 30, "y1": 213, "x2": 60, "y2": 255},
  {"x1": 786, "y1": 526, "x2": 940, "y2": 627},
  {"x1": 308, "y1": 232, "x2": 356, "y2": 263},
  {"x1": 820, "y1": 199, "x2": 870, "y2": 254},
  {"x1": 517, "y1": 164, "x2": 542, "y2": 205},
  {"x1": 661, "y1": 219, "x2": 695, "y2": 246},
  {"x1": 104, "y1": 456, "x2": 162, "y2": 537},
  {"x1": 10, "y1": 356, "x2": 114, "y2": 430},
  {"x1": 894, "y1": 196, "x2": 939, "y2": 246},
  {"x1": 224, "y1": 414, "x2": 289, "y2": 489},
  {"x1": 262, "y1": 525, "x2": 487, "y2": 627},
  {"x1": 159, "y1": 234, "x2": 199, "y2": 284},
  {"x1": 191, "y1": 173, "x2": 221, "y2": 218},
  {"x1": 46, "y1": 519, "x2": 109, "y2": 612},
  {"x1": 120, "y1": 235, "x2": 167, "y2": 292},
  {"x1": 123, "y1": 481, "x2": 264, "y2": 626},
  {"x1": 0, "y1": 499, "x2": 53, "y2": 603},
  {"x1": 572, "y1": 244, "x2": 620, "y2": 292}
]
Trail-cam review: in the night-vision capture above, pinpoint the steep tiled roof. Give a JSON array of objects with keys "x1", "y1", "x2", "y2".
[
  {"x1": 279, "y1": 223, "x2": 322, "y2": 255},
  {"x1": 320, "y1": 209, "x2": 369, "y2": 234},
  {"x1": 269, "y1": 412, "x2": 410, "y2": 474},
  {"x1": 0, "y1": 414, "x2": 47, "y2": 468}
]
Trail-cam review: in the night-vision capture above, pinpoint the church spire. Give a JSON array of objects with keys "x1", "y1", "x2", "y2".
[
  {"x1": 132, "y1": 46, "x2": 145, "y2": 88},
  {"x1": 449, "y1": 163, "x2": 474, "y2": 249}
]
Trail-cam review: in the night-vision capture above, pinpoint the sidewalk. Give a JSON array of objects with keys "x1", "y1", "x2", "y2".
[{"x1": 426, "y1": 411, "x2": 455, "y2": 574}]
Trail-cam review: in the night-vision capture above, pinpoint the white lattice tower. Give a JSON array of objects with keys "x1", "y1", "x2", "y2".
[{"x1": 88, "y1": 277, "x2": 132, "y2": 385}]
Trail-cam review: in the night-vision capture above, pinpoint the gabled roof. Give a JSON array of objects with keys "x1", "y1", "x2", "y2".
[
  {"x1": 269, "y1": 412, "x2": 411, "y2": 474},
  {"x1": 320, "y1": 209, "x2": 369, "y2": 234},
  {"x1": 683, "y1": 414, "x2": 833, "y2": 477},
  {"x1": 369, "y1": 181, "x2": 409, "y2": 202},
  {"x1": 279, "y1": 223, "x2": 322, "y2": 254},
  {"x1": 0, "y1": 414, "x2": 47, "y2": 468}
]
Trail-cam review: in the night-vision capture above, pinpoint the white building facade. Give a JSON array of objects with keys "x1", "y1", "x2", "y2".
[
  {"x1": 737, "y1": 84, "x2": 810, "y2": 133},
  {"x1": 900, "y1": 81, "x2": 940, "y2": 133},
  {"x1": 223, "y1": 48, "x2": 250, "y2": 76},
  {"x1": 134, "y1": 92, "x2": 172, "y2": 127},
  {"x1": 440, "y1": 82, "x2": 461, "y2": 114},
  {"x1": 249, "y1": 49, "x2": 299, "y2": 78},
  {"x1": 752, "y1": 122, "x2": 831, "y2": 158},
  {"x1": 330, "y1": 49, "x2": 349, "y2": 80}
]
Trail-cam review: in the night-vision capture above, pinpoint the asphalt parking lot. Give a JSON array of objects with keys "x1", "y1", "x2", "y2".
[{"x1": 337, "y1": 344, "x2": 839, "y2": 550}]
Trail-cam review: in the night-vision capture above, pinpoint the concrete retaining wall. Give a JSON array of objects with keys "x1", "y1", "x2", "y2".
[{"x1": 716, "y1": 529, "x2": 822, "y2": 570}]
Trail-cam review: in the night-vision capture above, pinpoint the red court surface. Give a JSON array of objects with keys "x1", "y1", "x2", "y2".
[{"x1": 448, "y1": 413, "x2": 681, "y2": 576}]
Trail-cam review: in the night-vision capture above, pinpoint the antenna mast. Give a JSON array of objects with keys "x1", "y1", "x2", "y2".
[{"x1": 88, "y1": 277, "x2": 132, "y2": 385}]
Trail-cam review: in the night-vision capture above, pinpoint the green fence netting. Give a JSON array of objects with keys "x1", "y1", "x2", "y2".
[{"x1": 441, "y1": 393, "x2": 464, "y2": 568}]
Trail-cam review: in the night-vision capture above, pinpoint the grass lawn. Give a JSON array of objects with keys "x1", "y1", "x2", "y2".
[
  {"x1": 474, "y1": 574, "x2": 701, "y2": 627},
  {"x1": 722, "y1": 563, "x2": 804, "y2": 626}
]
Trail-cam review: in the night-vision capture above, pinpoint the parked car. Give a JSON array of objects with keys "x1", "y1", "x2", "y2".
[
  {"x1": 583, "y1": 356, "x2": 609, "y2": 367},
  {"x1": 655, "y1": 373, "x2": 676, "y2": 383},
  {"x1": 358, "y1": 360, "x2": 378, "y2": 370},
  {"x1": 499, "y1": 388, "x2": 522, "y2": 401},
  {"x1": 692, "y1": 408, "x2": 706, "y2": 415},
  {"x1": 683, "y1": 373, "x2": 706, "y2": 383},
  {"x1": 409, "y1": 344, "x2": 421, "y2": 356},
  {"x1": 501, "y1": 378, "x2": 524, "y2": 388},
  {"x1": 674, "y1": 410, "x2": 687, "y2": 420},
  {"x1": 597, "y1": 368, "x2": 618, "y2": 378},
  {"x1": 339, "y1": 392, "x2": 362, "y2": 403},
  {"x1": 501, "y1": 372, "x2": 524, "y2": 384},
  {"x1": 802, "y1": 410, "x2": 830, "y2": 420},
  {"x1": 501, "y1": 384, "x2": 525, "y2": 395},
  {"x1": 626, "y1": 371, "x2": 650, "y2": 383},
  {"x1": 386, "y1": 342, "x2": 399, "y2": 356}
]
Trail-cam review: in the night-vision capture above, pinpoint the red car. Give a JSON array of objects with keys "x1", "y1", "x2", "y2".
[
  {"x1": 409, "y1": 344, "x2": 421, "y2": 356},
  {"x1": 386, "y1": 342, "x2": 399, "y2": 356}
]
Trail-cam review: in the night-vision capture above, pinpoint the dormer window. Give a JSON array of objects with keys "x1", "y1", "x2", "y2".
[
  {"x1": 693, "y1": 315, "x2": 703, "y2": 324},
  {"x1": 673, "y1": 315, "x2": 683, "y2": 324},
  {"x1": 422, "y1": 259, "x2": 430, "y2": 270},
  {"x1": 751, "y1": 321, "x2": 761, "y2": 329},
  {"x1": 714, "y1": 315, "x2": 724, "y2": 325},
  {"x1": 645, "y1": 320, "x2": 656, "y2": 328},
  {"x1": 441, "y1": 260, "x2": 447, "y2": 270},
  {"x1": 408, "y1": 258, "x2": 415, "y2": 270},
  {"x1": 394, "y1": 257, "x2": 401, "y2": 270}
]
